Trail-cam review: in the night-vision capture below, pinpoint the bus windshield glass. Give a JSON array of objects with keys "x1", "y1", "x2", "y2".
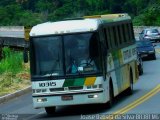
[
  {"x1": 32, "y1": 36, "x2": 64, "y2": 76},
  {"x1": 31, "y1": 33, "x2": 102, "y2": 76},
  {"x1": 64, "y1": 33, "x2": 101, "y2": 75}
]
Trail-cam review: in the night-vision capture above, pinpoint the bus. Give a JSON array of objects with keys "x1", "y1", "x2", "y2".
[{"x1": 25, "y1": 13, "x2": 139, "y2": 114}]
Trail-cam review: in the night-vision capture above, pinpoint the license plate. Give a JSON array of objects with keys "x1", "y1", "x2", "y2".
[
  {"x1": 141, "y1": 54, "x2": 148, "y2": 57},
  {"x1": 61, "y1": 95, "x2": 73, "y2": 101}
]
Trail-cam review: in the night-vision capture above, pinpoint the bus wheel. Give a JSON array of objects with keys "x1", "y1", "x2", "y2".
[
  {"x1": 108, "y1": 82, "x2": 114, "y2": 108},
  {"x1": 45, "y1": 107, "x2": 56, "y2": 115},
  {"x1": 126, "y1": 70, "x2": 133, "y2": 95}
]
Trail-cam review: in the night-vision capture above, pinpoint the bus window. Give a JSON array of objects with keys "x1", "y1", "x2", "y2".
[
  {"x1": 32, "y1": 36, "x2": 64, "y2": 76},
  {"x1": 64, "y1": 33, "x2": 102, "y2": 74},
  {"x1": 103, "y1": 28, "x2": 109, "y2": 49},
  {"x1": 113, "y1": 26, "x2": 118, "y2": 47},
  {"x1": 122, "y1": 24, "x2": 127, "y2": 43},
  {"x1": 117, "y1": 25, "x2": 122, "y2": 45},
  {"x1": 125, "y1": 24, "x2": 130, "y2": 42},
  {"x1": 109, "y1": 27, "x2": 115, "y2": 48},
  {"x1": 115, "y1": 26, "x2": 120, "y2": 46},
  {"x1": 127, "y1": 23, "x2": 132, "y2": 42},
  {"x1": 130, "y1": 23, "x2": 135, "y2": 41},
  {"x1": 106, "y1": 28, "x2": 112, "y2": 49},
  {"x1": 124, "y1": 24, "x2": 130, "y2": 43}
]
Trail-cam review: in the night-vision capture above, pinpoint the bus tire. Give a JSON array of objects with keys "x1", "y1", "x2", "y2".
[
  {"x1": 126, "y1": 70, "x2": 133, "y2": 95},
  {"x1": 45, "y1": 107, "x2": 56, "y2": 115},
  {"x1": 108, "y1": 81, "x2": 114, "y2": 108}
]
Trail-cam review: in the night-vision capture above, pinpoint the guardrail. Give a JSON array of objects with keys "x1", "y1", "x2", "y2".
[
  {"x1": 0, "y1": 26, "x2": 24, "y2": 38},
  {"x1": 0, "y1": 26, "x2": 25, "y2": 48}
]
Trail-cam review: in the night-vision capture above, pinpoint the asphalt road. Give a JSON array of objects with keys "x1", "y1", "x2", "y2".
[{"x1": 0, "y1": 44, "x2": 160, "y2": 120}]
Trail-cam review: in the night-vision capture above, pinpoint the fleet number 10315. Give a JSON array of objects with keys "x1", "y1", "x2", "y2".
[{"x1": 39, "y1": 82, "x2": 56, "y2": 87}]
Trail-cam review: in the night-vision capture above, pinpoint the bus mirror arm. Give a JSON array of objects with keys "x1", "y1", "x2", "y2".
[{"x1": 23, "y1": 47, "x2": 28, "y2": 63}]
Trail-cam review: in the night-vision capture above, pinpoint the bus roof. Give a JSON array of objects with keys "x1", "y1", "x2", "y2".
[
  {"x1": 30, "y1": 13, "x2": 131, "y2": 37},
  {"x1": 30, "y1": 19, "x2": 101, "y2": 36},
  {"x1": 84, "y1": 13, "x2": 131, "y2": 21}
]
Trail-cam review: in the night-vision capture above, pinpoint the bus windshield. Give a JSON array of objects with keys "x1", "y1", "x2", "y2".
[
  {"x1": 64, "y1": 33, "x2": 101, "y2": 75},
  {"x1": 31, "y1": 33, "x2": 102, "y2": 76},
  {"x1": 32, "y1": 36, "x2": 64, "y2": 76}
]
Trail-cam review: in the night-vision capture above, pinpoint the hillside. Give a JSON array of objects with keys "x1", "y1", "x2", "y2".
[{"x1": 0, "y1": 0, "x2": 160, "y2": 26}]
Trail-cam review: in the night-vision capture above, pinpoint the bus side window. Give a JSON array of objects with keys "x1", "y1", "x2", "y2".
[
  {"x1": 103, "y1": 28, "x2": 109, "y2": 49},
  {"x1": 117, "y1": 25, "x2": 122, "y2": 45},
  {"x1": 130, "y1": 23, "x2": 135, "y2": 42},
  {"x1": 125, "y1": 23, "x2": 130, "y2": 43},
  {"x1": 109, "y1": 27, "x2": 115, "y2": 48},
  {"x1": 113, "y1": 26, "x2": 118, "y2": 47},
  {"x1": 124, "y1": 24, "x2": 130, "y2": 43},
  {"x1": 127, "y1": 23, "x2": 132, "y2": 42},
  {"x1": 122, "y1": 24, "x2": 127, "y2": 43},
  {"x1": 115, "y1": 26, "x2": 120, "y2": 47},
  {"x1": 106, "y1": 27, "x2": 112, "y2": 49},
  {"x1": 119, "y1": 25, "x2": 124, "y2": 45}
]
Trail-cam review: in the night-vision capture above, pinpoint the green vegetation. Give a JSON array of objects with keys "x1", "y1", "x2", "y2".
[
  {"x1": 0, "y1": 47, "x2": 30, "y2": 96},
  {"x1": 0, "y1": 47, "x2": 22, "y2": 74},
  {"x1": 0, "y1": 0, "x2": 160, "y2": 26}
]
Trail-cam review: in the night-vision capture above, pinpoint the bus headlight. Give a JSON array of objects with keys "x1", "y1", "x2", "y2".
[
  {"x1": 94, "y1": 95, "x2": 98, "y2": 98},
  {"x1": 37, "y1": 98, "x2": 47, "y2": 103},
  {"x1": 88, "y1": 94, "x2": 98, "y2": 98}
]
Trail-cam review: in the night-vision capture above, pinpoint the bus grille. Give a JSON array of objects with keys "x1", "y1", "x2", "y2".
[
  {"x1": 50, "y1": 88, "x2": 64, "y2": 92},
  {"x1": 49, "y1": 86, "x2": 83, "y2": 92},
  {"x1": 68, "y1": 86, "x2": 83, "y2": 90}
]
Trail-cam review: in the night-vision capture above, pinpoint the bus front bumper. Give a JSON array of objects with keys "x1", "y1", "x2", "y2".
[{"x1": 32, "y1": 89, "x2": 106, "y2": 109}]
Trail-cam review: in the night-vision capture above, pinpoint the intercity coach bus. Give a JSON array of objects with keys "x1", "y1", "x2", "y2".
[{"x1": 24, "y1": 13, "x2": 139, "y2": 114}]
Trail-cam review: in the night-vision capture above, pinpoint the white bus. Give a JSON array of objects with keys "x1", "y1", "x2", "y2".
[{"x1": 25, "y1": 13, "x2": 139, "y2": 114}]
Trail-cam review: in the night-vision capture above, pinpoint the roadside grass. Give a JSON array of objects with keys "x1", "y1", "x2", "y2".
[{"x1": 0, "y1": 47, "x2": 30, "y2": 97}]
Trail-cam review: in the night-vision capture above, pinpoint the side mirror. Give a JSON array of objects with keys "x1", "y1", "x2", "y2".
[{"x1": 23, "y1": 47, "x2": 28, "y2": 63}]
